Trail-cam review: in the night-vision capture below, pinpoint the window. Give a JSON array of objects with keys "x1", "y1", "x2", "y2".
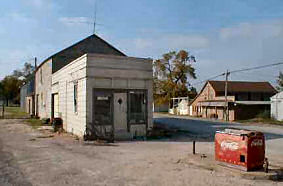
[
  {"x1": 74, "y1": 83, "x2": 78, "y2": 113},
  {"x1": 94, "y1": 92, "x2": 112, "y2": 125},
  {"x1": 247, "y1": 92, "x2": 252, "y2": 101},
  {"x1": 235, "y1": 93, "x2": 238, "y2": 101},
  {"x1": 128, "y1": 91, "x2": 146, "y2": 124}
]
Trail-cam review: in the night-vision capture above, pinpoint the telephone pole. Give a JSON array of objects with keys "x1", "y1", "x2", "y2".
[
  {"x1": 34, "y1": 57, "x2": 37, "y2": 68},
  {"x1": 224, "y1": 70, "x2": 230, "y2": 121}
]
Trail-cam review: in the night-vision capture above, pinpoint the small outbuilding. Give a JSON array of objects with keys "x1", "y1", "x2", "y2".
[
  {"x1": 25, "y1": 34, "x2": 153, "y2": 141},
  {"x1": 271, "y1": 91, "x2": 283, "y2": 121},
  {"x1": 51, "y1": 53, "x2": 153, "y2": 140}
]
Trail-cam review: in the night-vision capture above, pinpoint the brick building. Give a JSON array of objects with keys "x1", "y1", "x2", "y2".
[{"x1": 189, "y1": 80, "x2": 277, "y2": 121}]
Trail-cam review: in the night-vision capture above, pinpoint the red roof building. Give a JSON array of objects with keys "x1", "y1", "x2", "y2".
[{"x1": 189, "y1": 80, "x2": 277, "y2": 121}]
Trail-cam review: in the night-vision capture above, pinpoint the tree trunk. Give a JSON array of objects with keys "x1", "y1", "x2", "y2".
[{"x1": 6, "y1": 98, "x2": 8, "y2": 107}]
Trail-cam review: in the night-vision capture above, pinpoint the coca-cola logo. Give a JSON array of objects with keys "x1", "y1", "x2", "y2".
[{"x1": 220, "y1": 141, "x2": 239, "y2": 151}]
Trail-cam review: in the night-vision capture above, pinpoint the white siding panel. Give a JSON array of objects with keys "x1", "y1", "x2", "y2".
[
  {"x1": 93, "y1": 78, "x2": 112, "y2": 88},
  {"x1": 52, "y1": 55, "x2": 87, "y2": 137},
  {"x1": 113, "y1": 78, "x2": 127, "y2": 88}
]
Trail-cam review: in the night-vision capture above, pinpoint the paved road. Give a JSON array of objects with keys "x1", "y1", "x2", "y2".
[
  {"x1": 154, "y1": 113, "x2": 283, "y2": 157},
  {"x1": 154, "y1": 113, "x2": 283, "y2": 139}
]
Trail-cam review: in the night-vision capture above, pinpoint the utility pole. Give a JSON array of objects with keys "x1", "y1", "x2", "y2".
[
  {"x1": 224, "y1": 70, "x2": 230, "y2": 121},
  {"x1": 34, "y1": 57, "x2": 37, "y2": 68},
  {"x1": 33, "y1": 57, "x2": 37, "y2": 117}
]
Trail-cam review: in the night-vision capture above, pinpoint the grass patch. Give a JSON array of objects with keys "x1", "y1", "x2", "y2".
[
  {"x1": 1, "y1": 106, "x2": 30, "y2": 119},
  {"x1": 238, "y1": 118, "x2": 283, "y2": 126},
  {"x1": 25, "y1": 118, "x2": 43, "y2": 129},
  {"x1": 238, "y1": 110, "x2": 283, "y2": 126}
]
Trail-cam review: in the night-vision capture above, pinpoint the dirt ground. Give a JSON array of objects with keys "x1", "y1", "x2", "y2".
[{"x1": 0, "y1": 119, "x2": 283, "y2": 186}]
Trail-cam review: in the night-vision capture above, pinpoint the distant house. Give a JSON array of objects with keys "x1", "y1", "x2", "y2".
[
  {"x1": 20, "y1": 78, "x2": 35, "y2": 115},
  {"x1": 189, "y1": 80, "x2": 277, "y2": 121},
  {"x1": 271, "y1": 91, "x2": 283, "y2": 121},
  {"x1": 26, "y1": 34, "x2": 153, "y2": 140},
  {"x1": 168, "y1": 97, "x2": 190, "y2": 115}
]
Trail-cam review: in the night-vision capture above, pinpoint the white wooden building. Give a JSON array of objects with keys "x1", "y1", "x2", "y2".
[
  {"x1": 271, "y1": 91, "x2": 283, "y2": 121},
  {"x1": 51, "y1": 53, "x2": 153, "y2": 140},
  {"x1": 31, "y1": 34, "x2": 153, "y2": 141}
]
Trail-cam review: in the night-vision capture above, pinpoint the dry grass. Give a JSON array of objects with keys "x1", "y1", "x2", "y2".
[
  {"x1": 25, "y1": 118, "x2": 43, "y2": 129},
  {"x1": 0, "y1": 106, "x2": 30, "y2": 119},
  {"x1": 238, "y1": 118, "x2": 283, "y2": 126}
]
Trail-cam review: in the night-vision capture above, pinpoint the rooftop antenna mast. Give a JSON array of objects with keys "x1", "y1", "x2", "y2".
[{"x1": 93, "y1": 0, "x2": 98, "y2": 34}]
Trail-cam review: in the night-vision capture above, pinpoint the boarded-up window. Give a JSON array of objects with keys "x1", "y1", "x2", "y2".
[
  {"x1": 74, "y1": 83, "x2": 78, "y2": 113},
  {"x1": 128, "y1": 91, "x2": 146, "y2": 124}
]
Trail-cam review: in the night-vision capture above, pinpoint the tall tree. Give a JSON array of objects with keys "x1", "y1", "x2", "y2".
[
  {"x1": 1, "y1": 76, "x2": 22, "y2": 106},
  {"x1": 0, "y1": 81, "x2": 3, "y2": 102},
  {"x1": 13, "y1": 62, "x2": 35, "y2": 82},
  {"x1": 153, "y1": 50, "x2": 197, "y2": 105},
  {"x1": 277, "y1": 71, "x2": 283, "y2": 91}
]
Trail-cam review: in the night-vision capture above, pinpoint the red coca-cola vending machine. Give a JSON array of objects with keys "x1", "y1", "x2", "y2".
[{"x1": 215, "y1": 129, "x2": 265, "y2": 171}]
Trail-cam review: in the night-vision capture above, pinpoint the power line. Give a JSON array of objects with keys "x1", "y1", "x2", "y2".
[
  {"x1": 189, "y1": 62, "x2": 283, "y2": 87},
  {"x1": 189, "y1": 73, "x2": 225, "y2": 87},
  {"x1": 230, "y1": 62, "x2": 283, "y2": 74}
]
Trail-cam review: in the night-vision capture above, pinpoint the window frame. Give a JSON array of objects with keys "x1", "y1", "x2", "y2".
[
  {"x1": 74, "y1": 82, "x2": 78, "y2": 113},
  {"x1": 127, "y1": 90, "x2": 148, "y2": 125}
]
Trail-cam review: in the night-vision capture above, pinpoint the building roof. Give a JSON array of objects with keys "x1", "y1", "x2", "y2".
[
  {"x1": 208, "y1": 80, "x2": 277, "y2": 93},
  {"x1": 271, "y1": 91, "x2": 283, "y2": 99},
  {"x1": 36, "y1": 34, "x2": 126, "y2": 73},
  {"x1": 189, "y1": 80, "x2": 277, "y2": 106}
]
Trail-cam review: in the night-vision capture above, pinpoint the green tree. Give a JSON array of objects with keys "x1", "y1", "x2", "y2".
[
  {"x1": 277, "y1": 71, "x2": 283, "y2": 91},
  {"x1": 153, "y1": 50, "x2": 197, "y2": 105},
  {"x1": 1, "y1": 76, "x2": 22, "y2": 106},
  {"x1": 13, "y1": 62, "x2": 35, "y2": 82},
  {"x1": 0, "y1": 81, "x2": 3, "y2": 102}
]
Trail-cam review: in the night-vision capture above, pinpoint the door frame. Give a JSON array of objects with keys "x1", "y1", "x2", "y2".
[{"x1": 51, "y1": 93, "x2": 59, "y2": 119}]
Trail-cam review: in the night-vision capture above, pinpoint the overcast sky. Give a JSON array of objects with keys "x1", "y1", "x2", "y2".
[{"x1": 0, "y1": 0, "x2": 283, "y2": 90}]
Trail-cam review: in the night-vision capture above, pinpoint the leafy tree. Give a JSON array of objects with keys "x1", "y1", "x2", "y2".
[
  {"x1": 13, "y1": 62, "x2": 35, "y2": 82},
  {"x1": 277, "y1": 71, "x2": 283, "y2": 91},
  {"x1": 153, "y1": 50, "x2": 197, "y2": 105},
  {"x1": 1, "y1": 76, "x2": 22, "y2": 106},
  {"x1": 0, "y1": 81, "x2": 3, "y2": 102}
]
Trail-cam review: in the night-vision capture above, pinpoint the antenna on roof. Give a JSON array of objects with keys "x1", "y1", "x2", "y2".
[{"x1": 93, "y1": 0, "x2": 98, "y2": 34}]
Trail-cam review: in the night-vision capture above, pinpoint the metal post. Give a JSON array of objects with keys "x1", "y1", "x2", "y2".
[
  {"x1": 2, "y1": 103, "x2": 4, "y2": 118},
  {"x1": 224, "y1": 70, "x2": 230, "y2": 121},
  {"x1": 193, "y1": 141, "x2": 196, "y2": 154}
]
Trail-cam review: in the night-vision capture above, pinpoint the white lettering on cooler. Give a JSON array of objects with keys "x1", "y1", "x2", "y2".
[{"x1": 220, "y1": 141, "x2": 239, "y2": 151}]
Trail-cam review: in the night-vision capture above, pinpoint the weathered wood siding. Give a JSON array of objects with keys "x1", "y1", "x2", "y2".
[
  {"x1": 86, "y1": 54, "x2": 153, "y2": 135},
  {"x1": 35, "y1": 59, "x2": 52, "y2": 118},
  {"x1": 52, "y1": 55, "x2": 87, "y2": 137}
]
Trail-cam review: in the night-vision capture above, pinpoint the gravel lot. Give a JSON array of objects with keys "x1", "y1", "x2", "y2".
[{"x1": 0, "y1": 117, "x2": 283, "y2": 186}]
